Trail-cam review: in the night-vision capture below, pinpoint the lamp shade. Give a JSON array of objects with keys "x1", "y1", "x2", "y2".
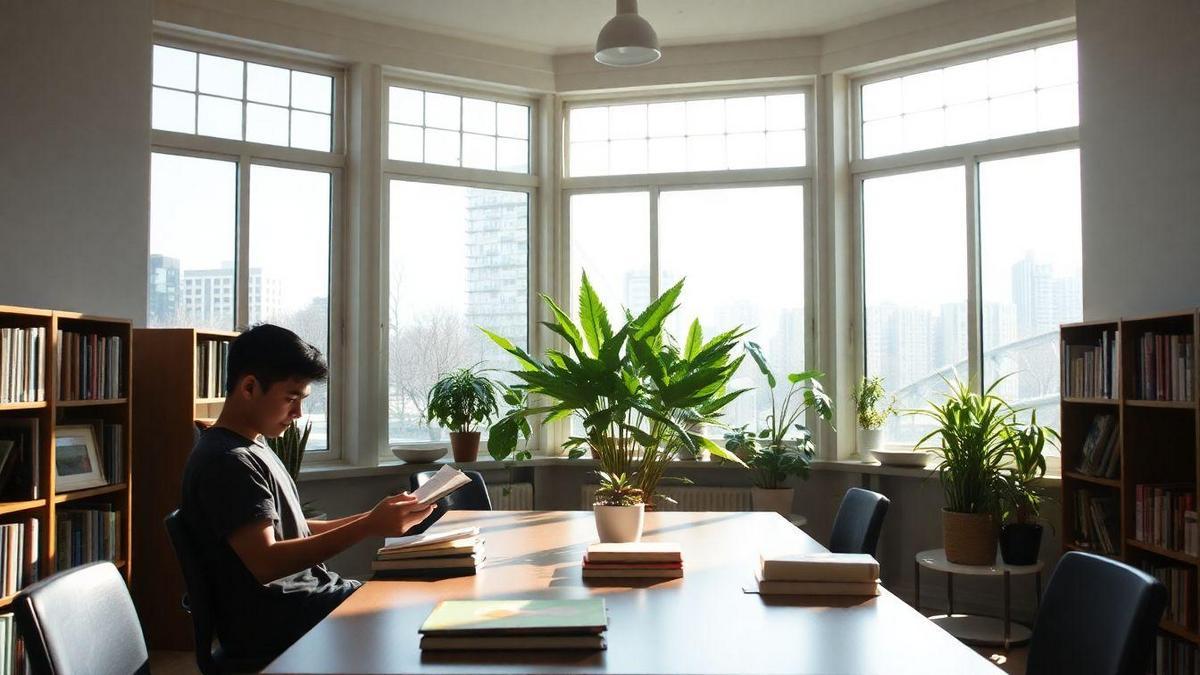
[{"x1": 594, "y1": 0, "x2": 661, "y2": 67}]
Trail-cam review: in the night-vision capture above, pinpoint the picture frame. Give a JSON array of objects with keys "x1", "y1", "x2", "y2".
[{"x1": 54, "y1": 424, "x2": 107, "y2": 492}]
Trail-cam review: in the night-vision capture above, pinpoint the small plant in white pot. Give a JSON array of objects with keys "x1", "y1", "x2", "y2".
[
  {"x1": 593, "y1": 471, "x2": 645, "y2": 543},
  {"x1": 851, "y1": 376, "x2": 897, "y2": 461},
  {"x1": 426, "y1": 366, "x2": 500, "y2": 463},
  {"x1": 723, "y1": 343, "x2": 834, "y2": 515}
]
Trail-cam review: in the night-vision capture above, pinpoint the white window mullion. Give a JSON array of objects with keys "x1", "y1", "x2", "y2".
[
  {"x1": 649, "y1": 187, "x2": 660, "y2": 299},
  {"x1": 965, "y1": 156, "x2": 982, "y2": 393},
  {"x1": 235, "y1": 154, "x2": 252, "y2": 329}
]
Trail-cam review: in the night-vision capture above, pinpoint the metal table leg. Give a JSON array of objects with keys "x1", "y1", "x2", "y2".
[
  {"x1": 1035, "y1": 570, "x2": 1042, "y2": 611},
  {"x1": 947, "y1": 572, "x2": 955, "y2": 615},
  {"x1": 914, "y1": 561, "x2": 921, "y2": 612},
  {"x1": 1003, "y1": 570, "x2": 1011, "y2": 651}
]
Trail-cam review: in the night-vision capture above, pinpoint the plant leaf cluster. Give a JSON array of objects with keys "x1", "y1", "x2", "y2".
[{"x1": 425, "y1": 365, "x2": 501, "y2": 433}]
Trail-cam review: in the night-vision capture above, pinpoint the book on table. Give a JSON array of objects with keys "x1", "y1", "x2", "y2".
[
  {"x1": 756, "y1": 552, "x2": 881, "y2": 596},
  {"x1": 419, "y1": 599, "x2": 608, "y2": 651},
  {"x1": 582, "y1": 542, "x2": 684, "y2": 578},
  {"x1": 372, "y1": 525, "x2": 484, "y2": 577}
]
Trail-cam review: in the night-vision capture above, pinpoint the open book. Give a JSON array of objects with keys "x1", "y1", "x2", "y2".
[
  {"x1": 378, "y1": 525, "x2": 481, "y2": 555},
  {"x1": 410, "y1": 464, "x2": 473, "y2": 505}
]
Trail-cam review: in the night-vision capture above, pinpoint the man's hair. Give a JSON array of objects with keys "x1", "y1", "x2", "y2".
[{"x1": 225, "y1": 324, "x2": 328, "y2": 395}]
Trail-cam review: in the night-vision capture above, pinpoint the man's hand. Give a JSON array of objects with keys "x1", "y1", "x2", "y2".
[{"x1": 364, "y1": 493, "x2": 436, "y2": 537}]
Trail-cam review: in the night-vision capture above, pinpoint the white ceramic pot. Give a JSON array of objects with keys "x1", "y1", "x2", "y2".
[
  {"x1": 594, "y1": 504, "x2": 645, "y2": 543},
  {"x1": 858, "y1": 427, "x2": 885, "y2": 459},
  {"x1": 750, "y1": 487, "x2": 794, "y2": 516}
]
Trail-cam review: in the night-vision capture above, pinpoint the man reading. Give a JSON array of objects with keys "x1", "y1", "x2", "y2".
[{"x1": 181, "y1": 324, "x2": 434, "y2": 662}]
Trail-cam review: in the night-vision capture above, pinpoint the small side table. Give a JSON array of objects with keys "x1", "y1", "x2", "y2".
[{"x1": 914, "y1": 548, "x2": 1042, "y2": 650}]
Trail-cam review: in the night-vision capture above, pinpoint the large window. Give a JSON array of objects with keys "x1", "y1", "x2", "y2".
[
  {"x1": 387, "y1": 86, "x2": 530, "y2": 172},
  {"x1": 856, "y1": 38, "x2": 1080, "y2": 453}
]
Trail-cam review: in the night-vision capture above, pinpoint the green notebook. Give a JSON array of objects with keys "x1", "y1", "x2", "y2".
[{"x1": 420, "y1": 599, "x2": 608, "y2": 636}]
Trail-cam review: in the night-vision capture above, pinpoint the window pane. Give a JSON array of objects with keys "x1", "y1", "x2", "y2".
[
  {"x1": 980, "y1": 149, "x2": 1081, "y2": 433},
  {"x1": 609, "y1": 138, "x2": 647, "y2": 174},
  {"x1": 765, "y1": 130, "x2": 806, "y2": 168},
  {"x1": 497, "y1": 103, "x2": 529, "y2": 139},
  {"x1": 648, "y1": 136, "x2": 687, "y2": 173},
  {"x1": 153, "y1": 46, "x2": 195, "y2": 91},
  {"x1": 148, "y1": 153, "x2": 237, "y2": 331},
  {"x1": 197, "y1": 95, "x2": 242, "y2": 140},
  {"x1": 462, "y1": 98, "x2": 496, "y2": 135},
  {"x1": 425, "y1": 128, "x2": 461, "y2": 166},
  {"x1": 1037, "y1": 83, "x2": 1079, "y2": 131},
  {"x1": 389, "y1": 87, "x2": 423, "y2": 125},
  {"x1": 686, "y1": 134, "x2": 725, "y2": 171},
  {"x1": 290, "y1": 110, "x2": 331, "y2": 152},
  {"x1": 425, "y1": 92, "x2": 461, "y2": 131},
  {"x1": 864, "y1": 166, "x2": 966, "y2": 444},
  {"x1": 726, "y1": 132, "x2": 766, "y2": 169},
  {"x1": 988, "y1": 50, "x2": 1037, "y2": 97},
  {"x1": 152, "y1": 88, "x2": 195, "y2": 134},
  {"x1": 249, "y1": 165, "x2": 332, "y2": 451},
  {"x1": 686, "y1": 99, "x2": 724, "y2": 135},
  {"x1": 648, "y1": 101, "x2": 685, "y2": 137},
  {"x1": 902, "y1": 70, "x2": 943, "y2": 114},
  {"x1": 570, "y1": 141, "x2": 608, "y2": 177},
  {"x1": 609, "y1": 104, "x2": 647, "y2": 139},
  {"x1": 198, "y1": 54, "x2": 242, "y2": 98},
  {"x1": 291, "y1": 71, "x2": 332, "y2": 114},
  {"x1": 989, "y1": 91, "x2": 1037, "y2": 138},
  {"x1": 725, "y1": 97, "x2": 765, "y2": 133},
  {"x1": 246, "y1": 103, "x2": 289, "y2": 146},
  {"x1": 765, "y1": 93, "x2": 805, "y2": 131},
  {"x1": 387, "y1": 182, "x2": 529, "y2": 446},
  {"x1": 659, "y1": 186, "x2": 805, "y2": 430},
  {"x1": 246, "y1": 63, "x2": 290, "y2": 106},
  {"x1": 389, "y1": 124, "x2": 423, "y2": 162},
  {"x1": 861, "y1": 79, "x2": 901, "y2": 122},
  {"x1": 462, "y1": 133, "x2": 496, "y2": 170},
  {"x1": 569, "y1": 192, "x2": 650, "y2": 316},
  {"x1": 571, "y1": 107, "x2": 608, "y2": 142},
  {"x1": 496, "y1": 138, "x2": 529, "y2": 173}
]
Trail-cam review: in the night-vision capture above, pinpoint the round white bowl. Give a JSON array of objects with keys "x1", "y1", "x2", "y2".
[
  {"x1": 391, "y1": 446, "x2": 448, "y2": 463},
  {"x1": 871, "y1": 449, "x2": 934, "y2": 468}
]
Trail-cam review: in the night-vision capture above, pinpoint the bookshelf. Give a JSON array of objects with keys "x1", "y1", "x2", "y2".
[
  {"x1": 1061, "y1": 309, "x2": 1199, "y2": 673},
  {"x1": 131, "y1": 327, "x2": 237, "y2": 650}
]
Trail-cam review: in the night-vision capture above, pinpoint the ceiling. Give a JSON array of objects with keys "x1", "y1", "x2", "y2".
[{"x1": 280, "y1": 0, "x2": 946, "y2": 53}]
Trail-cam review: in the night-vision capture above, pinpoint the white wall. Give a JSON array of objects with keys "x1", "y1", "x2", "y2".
[
  {"x1": 1077, "y1": 0, "x2": 1200, "y2": 319},
  {"x1": 0, "y1": 0, "x2": 152, "y2": 321}
]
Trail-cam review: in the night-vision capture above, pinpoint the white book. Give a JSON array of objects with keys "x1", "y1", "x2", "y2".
[
  {"x1": 410, "y1": 464, "x2": 473, "y2": 506},
  {"x1": 379, "y1": 525, "x2": 481, "y2": 554},
  {"x1": 759, "y1": 552, "x2": 879, "y2": 582}
]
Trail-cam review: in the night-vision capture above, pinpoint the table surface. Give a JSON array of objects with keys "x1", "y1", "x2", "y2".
[
  {"x1": 916, "y1": 548, "x2": 1044, "y2": 576},
  {"x1": 266, "y1": 511, "x2": 1002, "y2": 675}
]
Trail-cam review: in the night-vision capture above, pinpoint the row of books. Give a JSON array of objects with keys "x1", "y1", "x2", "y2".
[
  {"x1": 0, "y1": 419, "x2": 38, "y2": 501},
  {"x1": 1062, "y1": 330, "x2": 1117, "y2": 399},
  {"x1": 1140, "y1": 561, "x2": 1194, "y2": 629},
  {"x1": 195, "y1": 340, "x2": 230, "y2": 399},
  {"x1": 1134, "y1": 332, "x2": 1195, "y2": 402},
  {"x1": 0, "y1": 520, "x2": 38, "y2": 598},
  {"x1": 55, "y1": 507, "x2": 120, "y2": 569},
  {"x1": 582, "y1": 542, "x2": 682, "y2": 580},
  {"x1": 0, "y1": 614, "x2": 26, "y2": 675},
  {"x1": 1075, "y1": 414, "x2": 1120, "y2": 478},
  {"x1": 755, "y1": 552, "x2": 881, "y2": 596},
  {"x1": 100, "y1": 423, "x2": 124, "y2": 486},
  {"x1": 0, "y1": 328, "x2": 45, "y2": 404},
  {"x1": 56, "y1": 331, "x2": 123, "y2": 401},
  {"x1": 419, "y1": 599, "x2": 608, "y2": 651},
  {"x1": 372, "y1": 526, "x2": 483, "y2": 577},
  {"x1": 1072, "y1": 489, "x2": 1119, "y2": 555},
  {"x1": 1135, "y1": 485, "x2": 1197, "y2": 555},
  {"x1": 1156, "y1": 636, "x2": 1198, "y2": 675}
]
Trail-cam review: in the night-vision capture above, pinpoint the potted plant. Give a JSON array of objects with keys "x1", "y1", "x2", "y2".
[
  {"x1": 999, "y1": 411, "x2": 1058, "y2": 565},
  {"x1": 723, "y1": 342, "x2": 834, "y2": 515},
  {"x1": 917, "y1": 377, "x2": 1011, "y2": 565},
  {"x1": 851, "y1": 376, "x2": 896, "y2": 460},
  {"x1": 592, "y1": 471, "x2": 646, "y2": 543},
  {"x1": 426, "y1": 366, "x2": 500, "y2": 463},
  {"x1": 485, "y1": 273, "x2": 750, "y2": 512},
  {"x1": 264, "y1": 419, "x2": 322, "y2": 518}
]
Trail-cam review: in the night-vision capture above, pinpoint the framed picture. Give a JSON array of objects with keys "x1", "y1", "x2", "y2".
[{"x1": 54, "y1": 425, "x2": 106, "y2": 492}]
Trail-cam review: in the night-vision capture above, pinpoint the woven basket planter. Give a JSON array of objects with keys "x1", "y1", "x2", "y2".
[{"x1": 942, "y1": 509, "x2": 998, "y2": 565}]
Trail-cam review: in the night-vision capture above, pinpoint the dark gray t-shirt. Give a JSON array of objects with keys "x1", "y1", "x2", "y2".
[{"x1": 181, "y1": 427, "x2": 359, "y2": 660}]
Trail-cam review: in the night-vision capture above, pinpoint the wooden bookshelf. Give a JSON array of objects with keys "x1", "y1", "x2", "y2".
[
  {"x1": 132, "y1": 327, "x2": 238, "y2": 650},
  {"x1": 1062, "y1": 309, "x2": 1200, "y2": 647},
  {"x1": 0, "y1": 305, "x2": 133, "y2": 608}
]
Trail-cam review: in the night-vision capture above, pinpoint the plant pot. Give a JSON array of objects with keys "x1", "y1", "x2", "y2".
[
  {"x1": 999, "y1": 523, "x2": 1044, "y2": 565},
  {"x1": 942, "y1": 509, "x2": 999, "y2": 565},
  {"x1": 751, "y1": 487, "x2": 794, "y2": 516},
  {"x1": 594, "y1": 503, "x2": 645, "y2": 543},
  {"x1": 857, "y1": 427, "x2": 885, "y2": 458},
  {"x1": 449, "y1": 431, "x2": 481, "y2": 463}
]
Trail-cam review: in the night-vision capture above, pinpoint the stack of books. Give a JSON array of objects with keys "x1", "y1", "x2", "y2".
[
  {"x1": 419, "y1": 599, "x2": 608, "y2": 651},
  {"x1": 1075, "y1": 414, "x2": 1120, "y2": 479},
  {"x1": 1134, "y1": 332, "x2": 1194, "y2": 401},
  {"x1": 56, "y1": 330, "x2": 123, "y2": 401},
  {"x1": 1062, "y1": 329, "x2": 1117, "y2": 399},
  {"x1": 582, "y1": 542, "x2": 683, "y2": 579},
  {"x1": 1136, "y1": 484, "x2": 1197, "y2": 554},
  {"x1": 371, "y1": 526, "x2": 484, "y2": 578},
  {"x1": 755, "y1": 552, "x2": 881, "y2": 596},
  {"x1": 1073, "y1": 489, "x2": 1120, "y2": 555},
  {"x1": 0, "y1": 327, "x2": 46, "y2": 404}
]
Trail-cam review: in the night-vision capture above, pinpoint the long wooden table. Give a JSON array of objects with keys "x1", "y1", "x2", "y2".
[{"x1": 265, "y1": 511, "x2": 1002, "y2": 674}]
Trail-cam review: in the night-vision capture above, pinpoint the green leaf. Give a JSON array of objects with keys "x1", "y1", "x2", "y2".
[
  {"x1": 684, "y1": 319, "x2": 703, "y2": 360},
  {"x1": 632, "y1": 278, "x2": 685, "y2": 339},
  {"x1": 577, "y1": 271, "x2": 612, "y2": 358},
  {"x1": 745, "y1": 341, "x2": 776, "y2": 389},
  {"x1": 787, "y1": 369, "x2": 825, "y2": 384},
  {"x1": 699, "y1": 436, "x2": 746, "y2": 467},
  {"x1": 541, "y1": 294, "x2": 586, "y2": 355}
]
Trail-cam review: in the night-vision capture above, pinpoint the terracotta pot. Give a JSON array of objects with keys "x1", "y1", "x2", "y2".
[
  {"x1": 942, "y1": 509, "x2": 998, "y2": 565},
  {"x1": 751, "y1": 487, "x2": 794, "y2": 516},
  {"x1": 594, "y1": 504, "x2": 645, "y2": 543},
  {"x1": 449, "y1": 431, "x2": 481, "y2": 463}
]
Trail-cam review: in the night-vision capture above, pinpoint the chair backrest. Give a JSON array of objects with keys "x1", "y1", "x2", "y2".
[
  {"x1": 828, "y1": 487, "x2": 890, "y2": 556},
  {"x1": 13, "y1": 561, "x2": 150, "y2": 675},
  {"x1": 1027, "y1": 551, "x2": 1166, "y2": 675},
  {"x1": 165, "y1": 509, "x2": 220, "y2": 675},
  {"x1": 410, "y1": 470, "x2": 492, "y2": 510}
]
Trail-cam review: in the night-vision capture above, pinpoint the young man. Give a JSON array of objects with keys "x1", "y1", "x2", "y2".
[{"x1": 181, "y1": 324, "x2": 434, "y2": 662}]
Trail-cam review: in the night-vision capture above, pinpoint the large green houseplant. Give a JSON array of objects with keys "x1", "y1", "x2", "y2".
[
  {"x1": 723, "y1": 342, "x2": 834, "y2": 515},
  {"x1": 485, "y1": 272, "x2": 749, "y2": 513},
  {"x1": 998, "y1": 411, "x2": 1059, "y2": 564},
  {"x1": 426, "y1": 366, "x2": 500, "y2": 462}
]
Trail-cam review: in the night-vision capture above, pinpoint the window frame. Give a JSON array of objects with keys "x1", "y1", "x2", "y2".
[
  {"x1": 151, "y1": 33, "x2": 348, "y2": 464},
  {"x1": 380, "y1": 76, "x2": 541, "y2": 460},
  {"x1": 850, "y1": 33, "x2": 1079, "y2": 471}
]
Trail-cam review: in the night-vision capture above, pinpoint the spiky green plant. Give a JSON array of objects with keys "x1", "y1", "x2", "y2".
[
  {"x1": 426, "y1": 365, "x2": 500, "y2": 433},
  {"x1": 265, "y1": 419, "x2": 312, "y2": 483},
  {"x1": 593, "y1": 471, "x2": 644, "y2": 507},
  {"x1": 1001, "y1": 411, "x2": 1059, "y2": 524}
]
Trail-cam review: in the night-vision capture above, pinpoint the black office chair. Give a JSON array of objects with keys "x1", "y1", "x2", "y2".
[
  {"x1": 405, "y1": 470, "x2": 492, "y2": 535},
  {"x1": 828, "y1": 487, "x2": 890, "y2": 556},
  {"x1": 1026, "y1": 551, "x2": 1166, "y2": 675},
  {"x1": 13, "y1": 561, "x2": 150, "y2": 674},
  {"x1": 165, "y1": 510, "x2": 271, "y2": 675}
]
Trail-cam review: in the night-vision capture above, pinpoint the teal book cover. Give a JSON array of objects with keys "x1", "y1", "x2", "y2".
[{"x1": 420, "y1": 599, "x2": 608, "y2": 635}]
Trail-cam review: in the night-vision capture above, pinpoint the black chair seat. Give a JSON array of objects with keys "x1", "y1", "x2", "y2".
[{"x1": 829, "y1": 487, "x2": 890, "y2": 556}]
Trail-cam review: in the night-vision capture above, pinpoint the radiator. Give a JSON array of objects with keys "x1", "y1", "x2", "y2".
[
  {"x1": 579, "y1": 485, "x2": 751, "y2": 511},
  {"x1": 488, "y1": 482, "x2": 534, "y2": 510}
]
